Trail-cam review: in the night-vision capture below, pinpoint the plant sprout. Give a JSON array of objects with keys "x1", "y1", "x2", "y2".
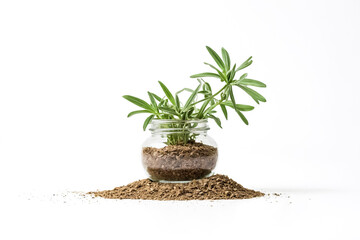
[{"x1": 123, "y1": 46, "x2": 266, "y2": 145}]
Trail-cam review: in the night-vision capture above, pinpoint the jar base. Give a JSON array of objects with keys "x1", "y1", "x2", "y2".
[{"x1": 148, "y1": 171, "x2": 214, "y2": 183}]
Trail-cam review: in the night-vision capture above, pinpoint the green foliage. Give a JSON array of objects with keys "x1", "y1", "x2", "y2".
[{"x1": 123, "y1": 46, "x2": 267, "y2": 145}]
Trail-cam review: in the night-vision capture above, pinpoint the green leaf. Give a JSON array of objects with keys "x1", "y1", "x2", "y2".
[
  {"x1": 147, "y1": 92, "x2": 158, "y2": 111},
  {"x1": 204, "y1": 82, "x2": 212, "y2": 93},
  {"x1": 226, "y1": 70, "x2": 231, "y2": 81},
  {"x1": 201, "y1": 82, "x2": 213, "y2": 97},
  {"x1": 236, "y1": 56, "x2": 253, "y2": 72},
  {"x1": 183, "y1": 83, "x2": 201, "y2": 110},
  {"x1": 208, "y1": 114, "x2": 222, "y2": 128},
  {"x1": 237, "y1": 111, "x2": 249, "y2": 125},
  {"x1": 190, "y1": 72, "x2": 221, "y2": 79},
  {"x1": 175, "y1": 94, "x2": 180, "y2": 110},
  {"x1": 203, "y1": 62, "x2": 221, "y2": 73},
  {"x1": 143, "y1": 115, "x2": 155, "y2": 131},
  {"x1": 158, "y1": 98, "x2": 166, "y2": 107},
  {"x1": 204, "y1": 62, "x2": 227, "y2": 82},
  {"x1": 221, "y1": 47, "x2": 231, "y2": 71},
  {"x1": 239, "y1": 73, "x2": 248, "y2": 81},
  {"x1": 158, "y1": 81, "x2": 176, "y2": 106},
  {"x1": 238, "y1": 79, "x2": 266, "y2": 88},
  {"x1": 184, "y1": 107, "x2": 195, "y2": 120},
  {"x1": 198, "y1": 90, "x2": 210, "y2": 95},
  {"x1": 229, "y1": 86, "x2": 236, "y2": 107},
  {"x1": 127, "y1": 110, "x2": 152, "y2": 118},
  {"x1": 220, "y1": 104, "x2": 228, "y2": 120},
  {"x1": 150, "y1": 92, "x2": 162, "y2": 101},
  {"x1": 197, "y1": 98, "x2": 211, "y2": 118},
  {"x1": 203, "y1": 101, "x2": 219, "y2": 116},
  {"x1": 229, "y1": 64, "x2": 237, "y2": 82},
  {"x1": 158, "y1": 106, "x2": 177, "y2": 115},
  {"x1": 123, "y1": 95, "x2": 153, "y2": 111},
  {"x1": 221, "y1": 101, "x2": 255, "y2": 111},
  {"x1": 238, "y1": 85, "x2": 266, "y2": 104},
  {"x1": 176, "y1": 88, "x2": 193, "y2": 95},
  {"x1": 229, "y1": 86, "x2": 249, "y2": 125},
  {"x1": 206, "y1": 46, "x2": 225, "y2": 70}
]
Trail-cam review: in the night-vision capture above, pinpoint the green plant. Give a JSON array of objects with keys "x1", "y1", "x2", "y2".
[{"x1": 123, "y1": 46, "x2": 266, "y2": 145}]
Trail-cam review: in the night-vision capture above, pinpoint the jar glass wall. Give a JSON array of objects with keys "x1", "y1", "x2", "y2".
[{"x1": 142, "y1": 119, "x2": 218, "y2": 182}]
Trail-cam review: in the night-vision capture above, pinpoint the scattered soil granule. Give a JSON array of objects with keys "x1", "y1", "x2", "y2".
[{"x1": 88, "y1": 174, "x2": 264, "y2": 200}]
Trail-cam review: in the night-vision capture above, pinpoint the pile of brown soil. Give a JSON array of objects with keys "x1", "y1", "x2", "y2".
[
  {"x1": 142, "y1": 142, "x2": 218, "y2": 181},
  {"x1": 89, "y1": 174, "x2": 264, "y2": 200}
]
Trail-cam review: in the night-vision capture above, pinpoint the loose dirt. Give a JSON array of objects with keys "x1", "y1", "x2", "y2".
[{"x1": 89, "y1": 174, "x2": 264, "y2": 200}]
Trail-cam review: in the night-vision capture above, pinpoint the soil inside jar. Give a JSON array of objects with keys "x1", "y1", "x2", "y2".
[{"x1": 142, "y1": 142, "x2": 218, "y2": 181}]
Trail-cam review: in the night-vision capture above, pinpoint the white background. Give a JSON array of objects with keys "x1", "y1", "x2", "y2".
[{"x1": 1, "y1": 0, "x2": 360, "y2": 239}]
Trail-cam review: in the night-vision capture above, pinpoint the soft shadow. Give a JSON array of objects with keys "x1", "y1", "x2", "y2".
[{"x1": 260, "y1": 187, "x2": 342, "y2": 194}]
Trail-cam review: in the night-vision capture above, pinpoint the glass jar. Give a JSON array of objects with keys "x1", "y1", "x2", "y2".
[{"x1": 142, "y1": 119, "x2": 218, "y2": 182}]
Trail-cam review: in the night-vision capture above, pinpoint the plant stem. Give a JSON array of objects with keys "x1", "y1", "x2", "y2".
[
  {"x1": 191, "y1": 84, "x2": 228, "y2": 106},
  {"x1": 203, "y1": 99, "x2": 223, "y2": 116}
]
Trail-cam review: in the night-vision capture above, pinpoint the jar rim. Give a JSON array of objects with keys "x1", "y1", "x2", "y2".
[
  {"x1": 149, "y1": 119, "x2": 209, "y2": 133},
  {"x1": 150, "y1": 119, "x2": 208, "y2": 123}
]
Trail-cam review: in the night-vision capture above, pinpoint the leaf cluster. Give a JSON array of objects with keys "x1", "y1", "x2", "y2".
[{"x1": 123, "y1": 46, "x2": 266, "y2": 131}]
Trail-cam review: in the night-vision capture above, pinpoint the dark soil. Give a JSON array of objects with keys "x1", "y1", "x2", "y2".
[
  {"x1": 146, "y1": 168, "x2": 212, "y2": 181},
  {"x1": 89, "y1": 174, "x2": 264, "y2": 201},
  {"x1": 142, "y1": 142, "x2": 218, "y2": 181}
]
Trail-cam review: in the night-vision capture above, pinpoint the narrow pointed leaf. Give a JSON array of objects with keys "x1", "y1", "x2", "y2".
[
  {"x1": 158, "y1": 106, "x2": 177, "y2": 115},
  {"x1": 229, "y1": 86, "x2": 237, "y2": 108},
  {"x1": 158, "y1": 99, "x2": 166, "y2": 107},
  {"x1": 147, "y1": 92, "x2": 158, "y2": 111},
  {"x1": 226, "y1": 70, "x2": 231, "y2": 80},
  {"x1": 221, "y1": 47, "x2": 231, "y2": 71},
  {"x1": 198, "y1": 90, "x2": 210, "y2": 95},
  {"x1": 239, "y1": 73, "x2": 248, "y2": 81},
  {"x1": 175, "y1": 94, "x2": 180, "y2": 110},
  {"x1": 239, "y1": 79, "x2": 266, "y2": 88},
  {"x1": 202, "y1": 82, "x2": 213, "y2": 97},
  {"x1": 203, "y1": 62, "x2": 227, "y2": 81},
  {"x1": 236, "y1": 56, "x2": 253, "y2": 72},
  {"x1": 237, "y1": 111, "x2": 249, "y2": 125},
  {"x1": 127, "y1": 110, "x2": 152, "y2": 118},
  {"x1": 197, "y1": 99, "x2": 211, "y2": 118},
  {"x1": 229, "y1": 86, "x2": 249, "y2": 125},
  {"x1": 185, "y1": 107, "x2": 195, "y2": 119},
  {"x1": 176, "y1": 88, "x2": 193, "y2": 95},
  {"x1": 183, "y1": 83, "x2": 201, "y2": 110},
  {"x1": 237, "y1": 85, "x2": 258, "y2": 104},
  {"x1": 238, "y1": 85, "x2": 266, "y2": 103},
  {"x1": 203, "y1": 62, "x2": 221, "y2": 73},
  {"x1": 206, "y1": 46, "x2": 225, "y2": 70},
  {"x1": 123, "y1": 95, "x2": 153, "y2": 111},
  {"x1": 221, "y1": 101, "x2": 254, "y2": 111},
  {"x1": 204, "y1": 82, "x2": 212, "y2": 93},
  {"x1": 143, "y1": 115, "x2": 155, "y2": 131},
  {"x1": 150, "y1": 92, "x2": 162, "y2": 101},
  {"x1": 208, "y1": 114, "x2": 222, "y2": 128},
  {"x1": 190, "y1": 72, "x2": 221, "y2": 79},
  {"x1": 229, "y1": 64, "x2": 237, "y2": 82},
  {"x1": 220, "y1": 104, "x2": 228, "y2": 120},
  {"x1": 158, "y1": 81, "x2": 176, "y2": 105},
  {"x1": 203, "y1": 101, "x2": 219, "y2": 116}
]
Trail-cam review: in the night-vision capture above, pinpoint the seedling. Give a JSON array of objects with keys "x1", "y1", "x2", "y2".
[{"x1": 123, "y1": 46, "x2": 266, "y2": 145}]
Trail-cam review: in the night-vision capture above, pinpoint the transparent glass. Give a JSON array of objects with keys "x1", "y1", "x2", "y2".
[{"x1": 142, "y1": 119, "x2": 218, "y2": 182}]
